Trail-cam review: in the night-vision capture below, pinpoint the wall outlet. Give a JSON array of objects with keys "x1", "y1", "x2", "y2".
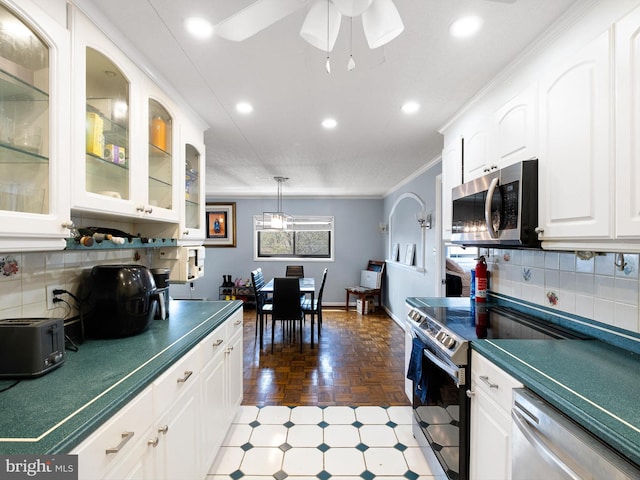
[{"x1": 46, "y1": 285, "x2": 63, "y2": 310}]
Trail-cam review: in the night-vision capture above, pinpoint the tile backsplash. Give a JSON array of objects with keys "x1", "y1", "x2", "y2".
[
  {"x1": 0, "y1": 249, "x2": 150, "y2": 320},
  {"x1": 483, "y1": 249, "x2": 640, "y2": 334}
]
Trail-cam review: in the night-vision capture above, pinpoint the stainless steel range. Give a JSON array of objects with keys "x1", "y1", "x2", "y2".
[{"x1": 406, "y1": 297, "x2": 591, "y2": 480}]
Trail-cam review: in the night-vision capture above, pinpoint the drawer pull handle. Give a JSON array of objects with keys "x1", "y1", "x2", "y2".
[
  {"x1": 213, "y1": 339, "x2": 224, "y2": 348},
  {"x1": 158, "y1": 425, "x2": 169, "y2": 435},
  {"x1": 480, "y1": 375, "x2": 499, "y2": 389},
  {"x1": 106, "y1": 431, "x2": 134, "y2": 454},
  {"x1": 234, "y1": 320, "x2": 242, "y2": 326},
  {"x1": 147, "y1": 437, "x2": 159, "y2": 447},
  {"x1": 177, "y1": 370, "x2": 193, "y2": 383}
]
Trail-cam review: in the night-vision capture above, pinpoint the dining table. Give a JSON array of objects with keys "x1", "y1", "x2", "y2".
[{"x1": 259, "y1": 277, "x2": 316, "y2": 349}]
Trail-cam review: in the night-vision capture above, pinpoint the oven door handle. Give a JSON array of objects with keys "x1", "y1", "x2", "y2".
[
  {"x1": 423, "y1": 348, "x2": 460, "y2": 385},
  {"x1": 485, "y1": 176, "x2": 500, "y2": 239}
]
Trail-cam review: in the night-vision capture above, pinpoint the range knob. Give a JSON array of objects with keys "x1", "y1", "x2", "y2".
[
  {"x1": 436, "y1": 331, "x2": 447, "y2": 343},
  {"x1": 443, "y1": 336, "x2": 457, "y2": 349}
]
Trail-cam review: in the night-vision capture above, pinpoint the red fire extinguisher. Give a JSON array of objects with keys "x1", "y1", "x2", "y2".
[{"x1": 475, "y1": 255, "x2": 488, "y2": 302}]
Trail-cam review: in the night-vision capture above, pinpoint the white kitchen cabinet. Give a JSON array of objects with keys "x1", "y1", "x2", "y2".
[
  {"x1": 537, "y1": 30, "x2": 612, "y2": 242},
  {"x1": 462, "y1": 115, "x2": 495, "y2": 182},
  {"x1": 153, "y1": 378, "x2": 200, "y2": 480},
  {"x1": 71, "y1": 310, "x2": 243, "y2": 480},
  {"x1": 494, "y1": 85, "x2": 537, "y2": 167},
  {"x1": 179, "y1": 120, "x2": 206, "y2": 242},
  {"x1": 615, "y1": 5, "x2": 640, "y2": 240},
  {"x1": 72, "y1": 388, "x2": 155, "y2": 480},
  {"x1": 441, "y1": 137, "x2": 463, "y2": 240},
  {"x1": 468, "y1": 350, "x2": 523, "y2": 480},
  {"x1": 0, "y1": 0, "x2": 71, "y2": 252},
  {"x1": 70, "y1": 8, "x2": 178, "y2": 224}
]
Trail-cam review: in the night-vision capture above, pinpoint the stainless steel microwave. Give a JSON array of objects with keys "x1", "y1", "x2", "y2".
[{"x1": 451, "y1": 159, "x2": 539, "y2": 248}]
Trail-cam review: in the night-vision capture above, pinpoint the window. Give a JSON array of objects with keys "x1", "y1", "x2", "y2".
[{"x1": 253, "y1": 216, "x2": 334, "y2": 261}]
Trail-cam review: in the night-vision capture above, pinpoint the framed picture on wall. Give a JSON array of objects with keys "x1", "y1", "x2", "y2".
[
  {"x1": 404, "y1": 244, "x2": 415, "y2": 266},
  {"x1": 391, "y1": 243, "x2": 400, "y2": 262},
  {"x1": 204, "y1": 202, "x2": 236, "y2": 247}
]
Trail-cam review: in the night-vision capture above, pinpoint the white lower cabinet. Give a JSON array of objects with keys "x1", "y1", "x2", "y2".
[
  {"x1": 468, "y1": 351, "x2": 523, "y2": 480},
  {"x1": 71, "y1": 309, "x2": 243, "y2": 480}
]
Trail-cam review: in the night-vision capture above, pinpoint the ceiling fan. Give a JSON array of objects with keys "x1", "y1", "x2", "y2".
[{"x1": 213, "y1": 0, "x2": 517, "y2": 50}]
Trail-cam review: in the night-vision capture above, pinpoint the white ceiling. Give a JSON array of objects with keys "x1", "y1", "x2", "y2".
[{"x1": 73, "y1": 0, "x2": 576, "y2": 197}]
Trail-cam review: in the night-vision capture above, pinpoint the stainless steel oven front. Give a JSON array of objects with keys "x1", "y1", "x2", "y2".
[{"x1": 408, "y1": 309, "x2": 470, "y2": 480}]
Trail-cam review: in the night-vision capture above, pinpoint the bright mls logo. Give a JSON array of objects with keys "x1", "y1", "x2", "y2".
[{"x1": 0, "y1": 455, "x2": 77, "y2": 480}]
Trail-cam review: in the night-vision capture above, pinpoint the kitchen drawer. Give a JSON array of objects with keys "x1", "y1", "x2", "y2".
[
  {"x1": 226, "y1": 310, "x2": 244, "y2": 339},
  {"x1": 153, "y1": 346, "x2": 201, "y2": 415},
  {"x1": 200, "y1": 323, "x2": 228, "y2": 365},
  {"x1": 71, "y1": 387, "x2": 153, "y2": 480},
  {"x1": 471, "y1": 350, "x2": 523, "y2": 412}
]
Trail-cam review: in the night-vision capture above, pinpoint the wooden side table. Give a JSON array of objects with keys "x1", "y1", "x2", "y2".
[{"x1": 345, "y1": 287, "x2": 381, "y2": 314}]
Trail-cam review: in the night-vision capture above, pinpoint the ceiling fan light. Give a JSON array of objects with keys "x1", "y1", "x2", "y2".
[
  {"x1": 362, "y1": 0, "x2": 404, "y2": 49},
  {"x1": 333, "y1": 0, "x2": 373, "y2": 17},
  {"x1": 300, "y1": 0, "x2": 342, "y2": 51}
]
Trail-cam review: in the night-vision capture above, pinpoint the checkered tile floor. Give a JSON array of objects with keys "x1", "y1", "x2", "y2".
[{"x1": 207, "y1": 406, "x2": 435, "y2": 479}]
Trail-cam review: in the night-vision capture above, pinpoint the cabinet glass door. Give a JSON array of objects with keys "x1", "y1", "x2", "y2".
[
  {"x1": 85, "y1": 47, "x2": 129, "y2": 200},
  {"x1": 0, "y1": 4, "x2": 49, "y2": 214},
  {"x1": 185, "y1": 143, "x2": 200, "y2": 230},
  {"x1": 149, "y1": 99, "x2": 172, "y2": 210}
]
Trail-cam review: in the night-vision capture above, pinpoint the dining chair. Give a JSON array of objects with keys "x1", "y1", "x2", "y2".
[
  {"x1": 285, "y1": 265, "x2": 304, "y2": 278},
  {"x1": 251, "y1": 268, "x2": 272, "y2": 341},
  {"x1": 302, "y1": 267, "x2": 327, "y2": 335},
  {"x1": 271, "y1": 277, "x2": 305, "y2": 353}
]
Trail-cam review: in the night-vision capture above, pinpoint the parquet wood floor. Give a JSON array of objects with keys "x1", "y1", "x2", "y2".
[{"x1": 241, "y1": 306, "x2": 410, "y2": 407}]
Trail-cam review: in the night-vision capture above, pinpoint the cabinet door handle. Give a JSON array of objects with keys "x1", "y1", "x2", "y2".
[
  {"x1": 144, "y1": 206, "x2": 153, "y2": 214},
  {"x1": 479, "y1": 375, "x2": 499, "y2": 389},
  {"x1": 177, "y1": 370, "x2": 193, "y2": 383},
  {"x1": 136, "y1": 205, "x2": 145, "y2": 212},
  {"x1": 212, "y1": 339, "x2": 224, "y2": 348},
  {"x1": 534, "y1": 227, "x2": 544, "y2": 235},
  {"x1": 234, "y1": 319, "x2": 242, "y2": 326},
  {"x1": 183, "y1": 230, "x2": 189, "y2": 235},
  {"x1": 106, "y1": 431, "x2": 134, "y2": 454},
  {"x1": 147, "y1": 437, "x2": 159, "y2": 447},
  {"x1": 466, "y1": 389, "x2": 475, "y2": 398},
  {"x1": 158, "y1": 425, "x2": 169, "y2": 435}
]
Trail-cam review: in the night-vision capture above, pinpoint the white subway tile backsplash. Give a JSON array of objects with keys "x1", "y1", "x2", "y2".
[
  {"x1": 559, "y1": 253, "x2": 576, "y2": 272},
  {"x1": 575, "y1": 273, "x2": 595, "y2": 296},
  {"x1": 615, "y1": 278, "x2": 639, "y2": 306},
  {"x1": 544, "y1": 252, "x2": 559, "y2": 270},
  {"x1": 595, "y1": 253, "x2": 615, "y2": 276},
  {"x1": 594, "y1": 276, "x2": 615, "y2": 301},
  {"x1": 575, "y1": 294, "x2": 594, "y2": 318},
  {"x1": 576, "y1": 256, "x2": 595, "y2": 274},
  {"x1": 487, "y1": 249, "x2": 640, "y2": 334},
  {"x1": 614, "y1": 303, "x2": 639, "y2": 332}
]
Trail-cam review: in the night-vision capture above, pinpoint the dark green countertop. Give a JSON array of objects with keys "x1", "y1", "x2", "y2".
[
  {"x1": 472, "y1": 339, "x2": 640, "y2": 467},
  {"x1": 0, "y1": 300, "x2": 242, "y2": 454}
]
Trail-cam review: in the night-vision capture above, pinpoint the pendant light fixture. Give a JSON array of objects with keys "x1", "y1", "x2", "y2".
[{"x1": 262, "y1": 176, "x2": 292, "y2": 230}]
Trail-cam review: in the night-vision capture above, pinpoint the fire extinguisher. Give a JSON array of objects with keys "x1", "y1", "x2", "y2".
[{"x1": 475, "y1": 255, "x2": 488, "y2": 302}]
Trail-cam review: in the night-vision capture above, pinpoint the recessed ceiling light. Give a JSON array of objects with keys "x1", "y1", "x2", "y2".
[
  {"x1": 236, "y1": 102, "x2": 253, "y2": 114},
  {"x1": 185, "y1": 17, "x2": 213, "y2": 38},
  {"x1": 402, "y1": 101, "x2": 420, "y2": 114},
  {"x1": 449, "y1": 16, "x2": 483, "y2": 39},
  {"x1": 322, "y1": 118, "x2": 337, "y2": 129}
]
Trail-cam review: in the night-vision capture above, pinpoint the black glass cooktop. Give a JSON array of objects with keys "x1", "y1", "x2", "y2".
[{"x1": 413, "y1": 299, "x2": 591, "y2": 342}]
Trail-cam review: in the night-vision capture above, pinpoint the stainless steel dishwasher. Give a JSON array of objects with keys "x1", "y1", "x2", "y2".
[{"x1": 511, "y1": 388, "x2": 640, "y2": 479}]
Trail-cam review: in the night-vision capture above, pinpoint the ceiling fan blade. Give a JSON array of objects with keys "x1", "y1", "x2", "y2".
[{"x1": 215, "y1": 0, "x2": 312, "y2": 41}]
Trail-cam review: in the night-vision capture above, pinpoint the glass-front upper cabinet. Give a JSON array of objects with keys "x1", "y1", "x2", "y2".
[
  {"x1": 0, "y1": 0, "x2": 71, "y2": 252},
  {"x1": 148, "y1": 99, "x2": 172, "y2": 211},
  {"x1": 180, "y1": 120, "x2": 205, "y2": 241},
  {"x1": 85, "y1": 47, "x2": 129, "y2": 201}
]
